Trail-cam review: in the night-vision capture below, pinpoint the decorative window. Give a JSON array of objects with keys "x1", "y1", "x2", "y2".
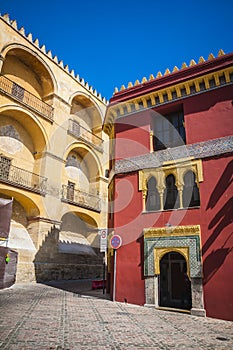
[
  {"x1": 139, "y1": 159, "x2": 203, "y2": 212},
  {"x1": 146, "y1": 177, "x2": 160, "y2": 211},
  {"x1": 163, "y1": 174, "x2": 179, "y2": 210},
  {"x1": 153, "y1": 110, "x2": 186, "y2": 151},
  {"x1": 183, "y1": 171, "x2": 200, "y2": 207}
]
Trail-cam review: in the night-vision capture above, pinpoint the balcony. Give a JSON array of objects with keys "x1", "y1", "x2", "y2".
[
  {"x1": 68, "y1": 119, "x2": 103, "y2": 152},
  {"x1": 61, "y1": 184, "x2": 101, "y2": 212},
  {"x1": 0, "y1": 75, "x2": 54, "y2": 122},
  {"x1": 0, "y1": 156, "x2": 47, "y2": 195}
]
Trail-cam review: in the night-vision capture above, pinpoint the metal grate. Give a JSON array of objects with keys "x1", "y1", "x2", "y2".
[
  {"x1": 0, "y1": 156, "x2": 47, "y2": 195},
  {"x1": 68, "y1": 119, "x2": 103, "y2": 152},
  {"x1": 0, "y1": 75, "x2": 54, "y2": 121},
  {"x1": 61, "y1": 184, "x2": 101, "y2": 212}
]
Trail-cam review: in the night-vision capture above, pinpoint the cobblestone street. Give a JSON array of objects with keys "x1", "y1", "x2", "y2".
[{"x1": 0, "y1": 281, "x2": 232, "y2": 349}]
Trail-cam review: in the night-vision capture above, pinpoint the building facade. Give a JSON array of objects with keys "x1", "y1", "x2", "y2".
[
  {"x1": 0, "y1": 14, "x2": 109, "y2": 283},
  {"x1": 104, "y1": 51, "x2": 233, "y2": 321}
]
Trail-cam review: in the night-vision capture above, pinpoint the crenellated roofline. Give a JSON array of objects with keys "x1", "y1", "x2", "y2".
[
  {"x1": 103, "y1": 51, "x2": 233, "y2": 135},
  {"x1": 0, "y1": 13, "x2": 108, "y2": 105}
]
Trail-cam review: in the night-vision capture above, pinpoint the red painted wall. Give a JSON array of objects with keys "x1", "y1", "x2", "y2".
[
  {"x1": 111, "y1": 155, "x2": 233, "y2": 320},
  {"x1": 115, "y1": 110, "x2": 151, "y2": 159},
  {"x1": 184, "y1": 86, "x2": 233, "y2": 144},
  {"x1": 201, "y1": 156, "x2": 233, "y2": 320}
]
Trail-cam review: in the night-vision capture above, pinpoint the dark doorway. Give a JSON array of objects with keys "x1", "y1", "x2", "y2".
[{"x1": 159, "y1": 252, "x2": 192, "y2": 310}]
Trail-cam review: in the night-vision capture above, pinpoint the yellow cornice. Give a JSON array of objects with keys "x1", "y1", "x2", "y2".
[
  {"x1": 144, "y1": 225, "x2": 201, "y2": 238},
  {"x1": 104, "y1": 66, "x2": 233, "y2": 135}
]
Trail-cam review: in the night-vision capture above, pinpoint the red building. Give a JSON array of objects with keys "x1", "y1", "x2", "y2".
[{"x1": 103, "y1": 50, "x2": 233, "y2": 321}]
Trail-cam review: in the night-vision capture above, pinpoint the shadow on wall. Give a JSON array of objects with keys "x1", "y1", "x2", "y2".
[
  {"x1": 203, "y1": 159, "x2": 233, "y2": 285},
  {"x1": 33, "y1": 226, "x2": 103, "y2": 283}
]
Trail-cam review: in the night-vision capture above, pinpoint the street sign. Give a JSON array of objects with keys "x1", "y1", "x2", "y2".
[
  {"x1": 100, "y1": 229, "x2": 107, "y2": 252},
  {"x1": 110, "y1": 235, "x2": 122, "y2": 249}
]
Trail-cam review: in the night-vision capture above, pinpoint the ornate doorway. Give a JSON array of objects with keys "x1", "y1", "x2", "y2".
[{"x1": 159, "y1": 252, "x2": 192, "y2": 310}]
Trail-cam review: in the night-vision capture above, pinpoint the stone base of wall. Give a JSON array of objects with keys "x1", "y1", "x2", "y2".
[{"x1": 34, "y1": 262, "x2": 102, "y2": 282}]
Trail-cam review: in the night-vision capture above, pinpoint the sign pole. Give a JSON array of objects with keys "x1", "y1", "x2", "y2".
[
  {"x1": 102, "y1": 251, "x2": 105, "y2": 294},
  {"x1": 110, "y1": 234, "x2": 122, "y2": 303},
  {"x1": 113, "y1": 249, "x2": 117, "y2": 302}
]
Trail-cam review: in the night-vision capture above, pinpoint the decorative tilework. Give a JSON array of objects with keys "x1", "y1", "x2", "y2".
[
  {"x1": 144, "y1": 230, "x2": 202, "y2": 278},
  {"x1": 113, "y1": 135, "x2": 233, "y2": 176}
]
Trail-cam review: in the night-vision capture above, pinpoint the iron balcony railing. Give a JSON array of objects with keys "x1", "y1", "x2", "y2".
[
  {"x1": 61, "y1": 184, "x2": 101, "y2": 212},
  {"x1": 0, "y1": 157, "x2": 47, "y2": 195},
  {"x1": 68, "y1": 119, "x2": 103, "y2": 152},
  {"x1": 0, "y1": 75, "x2": 54, "y2": 121}
]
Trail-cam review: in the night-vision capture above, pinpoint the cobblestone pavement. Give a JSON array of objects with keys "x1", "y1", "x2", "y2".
[{"x1": 0, "y1": 281, "x2": 232, "y2": 349}]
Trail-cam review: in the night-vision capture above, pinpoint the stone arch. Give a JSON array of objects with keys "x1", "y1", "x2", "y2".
[
  {"x1": 1, "y1": 43, "x2": 57, "y2": 97},
  {"x1": 64, "y1": 141, "x2": 103, "y2": 179},
  {"x1": 69, "y1": 92, "x2": 103, "y2": 132},
  {"x1": 60, "y1": 211, "x2": 99, "y2": 249},
  {"x1": 0, "y1": 105, "x2": 48, "y2": 155},
  {"x1": 0, "y1": 189, "x2": 40, "y2": 217}
]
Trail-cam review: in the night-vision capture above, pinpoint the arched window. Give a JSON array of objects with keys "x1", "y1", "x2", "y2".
[
  {"x1": 183, "y1": 171, "x2": 200, "y2": 207},
  {"x1": 146, "y1": 177, "x2": 160, "y2": 211},
  {"x1": 164, "y1": 174, "x2": 179, "y2": 210}
]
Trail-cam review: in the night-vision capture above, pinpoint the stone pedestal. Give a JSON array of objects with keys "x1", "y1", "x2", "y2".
[
  {"x1": 145, "y1": 276, "x2": 159, "y2": 307},
  {"x1": 190, "y1": 277, "x2": 206, "y2": 317}
]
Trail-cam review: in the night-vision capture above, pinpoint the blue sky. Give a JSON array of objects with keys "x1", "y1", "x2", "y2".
[{"x1": 1, "y1": 0, "x2": 233, "y2": 100}]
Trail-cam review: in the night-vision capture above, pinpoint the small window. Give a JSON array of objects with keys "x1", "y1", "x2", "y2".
[
  {"x1": 163, "y1": 174, "x2": 179, "y2": 210},
  {"x1": 146, "y1": 177, "x2": 160, "y2": 211},
  {"x1": 153, "y1": 110, "x2": 186, "y2": 151},
  {"x1": 183, "y1": 171, "x2": 200, "y2": 207}
]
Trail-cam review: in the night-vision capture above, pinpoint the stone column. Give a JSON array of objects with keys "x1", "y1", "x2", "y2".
[
  {"x1": 190, "y1": 277, "x2": 206, "y2": 317},
  {"x1": 145, "y1": 276, "x2": 159, "y2": 307}
]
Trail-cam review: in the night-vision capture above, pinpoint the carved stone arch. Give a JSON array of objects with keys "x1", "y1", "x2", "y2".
[
  {"x1": 1, "y1": 43, "x2": 57, "y2": 98},
  {"x1": 182, "y1": 167, "x2": 199, "y2": 188},
  {"x1": 157, "y1": 248, "x2": 190, "y2": 277},
  {"x1": 163, "y1": 168, "x2": 179, "y2": 187}
]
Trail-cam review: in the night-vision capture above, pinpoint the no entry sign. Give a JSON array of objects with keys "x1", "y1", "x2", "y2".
[{"x1": 110, "y1": 235, "x2": 122, "y2": 249}]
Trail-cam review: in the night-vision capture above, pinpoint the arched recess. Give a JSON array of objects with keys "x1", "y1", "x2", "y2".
[
  {"x1": 69, "y1": 92, "x2": 103, "y2": 139},
  {"x1": 0, "y1": 189, "x2": 40, "y2": 217},
  {"x1": 146, "y1": 176, "x2": 160, "y2": 211},
  {"x1": 163, "y1": 174, "x2": 179, "y2": 210},
  {"x1": 0, "y1": 105, "x2": 48, "y2": 176},
  {"x1": 1, "y1": 44, "x2": 57, "y2": 99},
  {"x1": 182, "y1": 170, "x2": 200, "y2": 208},
  {"x1": 159, "y1": 251, "x2": 192, "y2": 310},
  {"x1": 0, "y1": 190, "x2": 40, "y2": 282},
  {"x1": 60, "y1": 211, "x2": 100, "y2": 250},
  {"x1": 63, "y1": 142, "x2": 102, "y2": 195}
]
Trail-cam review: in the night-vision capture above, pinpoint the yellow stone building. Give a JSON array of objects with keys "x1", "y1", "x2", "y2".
[{"x1": 0, "y1": 14, "x2": 109, "y2": 283}]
